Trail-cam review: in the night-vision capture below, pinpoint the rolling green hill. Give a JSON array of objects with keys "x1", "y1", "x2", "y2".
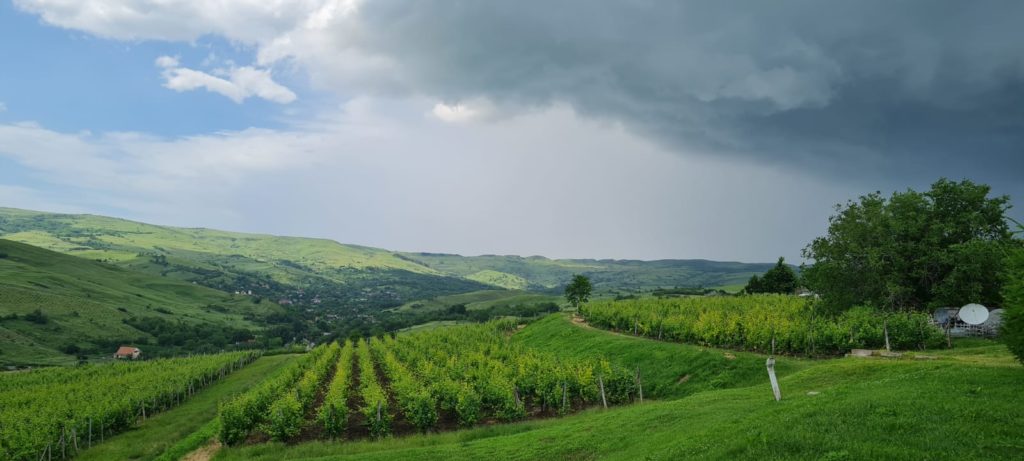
[
  {"x1": 0, "y1": 239, "x2": 280, "y2": 366},
  {"x1": 397, "y1": 252, "x2": 777, "y2": 293},
  {"x1": 0, "y1": 207, "x2": 778, "y2": 308},
  {"x1": 0, "y1": 208, "x2": 491, "y2": 312},
  {"x1": 393, "y1": 289, "x2": 560, "y2": 313}
]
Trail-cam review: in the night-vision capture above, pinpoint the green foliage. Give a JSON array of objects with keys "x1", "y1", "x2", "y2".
[
  {"x1": 319, "y1": 341, "x2": 355, "y2": 437},
  {"x1": 564, "y1": 274, "x2": 592, "y2": 309},
  {"x1": 218, "y1": 345, "x2": 333, "y2": 445},
  {"x1": 209, "y1": 341, "x2": 1024, "y2": 461},
  {"x1": 581, "y1": 295, "x2": 945, "y2": 354},
  {"x1": 372, "y1": 337, "x2": 438, "y2": 432},
  {"x1": 1001, "y1": 238, "x2": 1024, "y2": 364},
  {"x1": 23, "y1": 308, "x2": 48, "y2": 324},
  {"x1": 356, "y1": 339, "x2": 392, "y2": 438},
  {"x1": 802, "y1": 179, "x2": 1012, "y2": 312},
  {"x1": 384, "y1": 321, "x2": 635, "y2": 429},
  {"x1": 264, "y1": 393, "x2": 303, "y2": 441},
  {"x1": 399, "y1": 252, "x2": 778, "y2": 292},
  {"x1": 744, "y1": 257, "x2": 798, "y2": 294},
  {"x1": 0, "y1": 239, "x2": 274, "y2": 366},
  {"x1": 0, "y1": 351, "x2": 259, "y2": 460}
]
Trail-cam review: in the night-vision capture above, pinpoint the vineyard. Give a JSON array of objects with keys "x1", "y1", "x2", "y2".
[
  {"x1": 581, "y1": 294, "x2": 947, "y2": 355},
  {"x1": 218, "y1": 321, "x2": 639, "y2": 445},
  {"x1": 0, "y1": 350, "x2": 259, "y2": 460}
]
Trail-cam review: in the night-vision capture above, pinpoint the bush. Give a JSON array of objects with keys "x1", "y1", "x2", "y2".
[
  {"x1": 264, "y1": 393, "x2": 303, "y2": 441},
  {"x1": 1001, "y1": 244, "x2": 1024, "y2": 364},
  {"x1": 582, "y1": 295, "x2": 947, "y2": 355},
  {"x1": 24, "y1": 309, "x2": 48, "y2": 324}
]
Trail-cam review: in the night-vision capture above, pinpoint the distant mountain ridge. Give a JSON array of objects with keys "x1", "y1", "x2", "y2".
[{"x1": 0, "y1": 207, "x2": 775, "y2": 296}]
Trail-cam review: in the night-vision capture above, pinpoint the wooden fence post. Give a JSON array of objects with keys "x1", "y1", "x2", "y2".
[
  {"x1": 766, "y1": 357, "x2": 781, "y2": 402},
  {"x1": 598, "y1": 375, "x2": 608, "y2": 409},
  {"x1": 636, "y1": 366, "x2": 643, "y2": 403},
  {"x1": 884, "y1": 319, "x2": 891, "y2": 352},
  {"x1": 561, "y1": 381, "x2": 568, "y2": 412}
]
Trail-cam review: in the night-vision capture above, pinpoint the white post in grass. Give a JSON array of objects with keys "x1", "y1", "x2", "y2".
[{"x1": 766, "y1": 357, "x2": 781, "y2": 401}]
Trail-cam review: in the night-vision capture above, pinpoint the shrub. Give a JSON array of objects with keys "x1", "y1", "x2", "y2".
[
  {"x1": 264, "y1": 393, "x2": 303, "y2": 441},
  {"x1": 1001, "y1": 244, "x2": 1024, "y2": 364}
]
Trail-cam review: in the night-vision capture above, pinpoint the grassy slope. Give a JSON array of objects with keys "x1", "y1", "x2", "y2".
[
  {"x1": 215, "y1": 315, "x2": 1024, "y2": 461},
  {"x1": 399, "y1": 252, "x2": 777, "y2": 291},
  {"x1": 76, "y1": 354, "x2": 298, "y2": 461},
  {"x1": 512, "y1": 314, "x2": 807, "y2": 399},
  {"x1": 464, "y1": 270, "x2": 530, "y2": 290},
  {"x1": 0, "y1": 208, "x2": 497, "y2": 311},
  {"x1": 0, "y1": 239, "x2": 278, "y2": 365},
  {"x1": 0, "y1": 207, "x2": 435, "y2": 277},
  {"x1": 1, "y1": 208, "x2": 778, "y2": 295},
  {"x1": 393, "y1": 290, "x2": 561, "y2": 313}
]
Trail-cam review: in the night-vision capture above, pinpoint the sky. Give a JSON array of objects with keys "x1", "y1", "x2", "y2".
[{"x1": 0, "y1": 1, "x2": 1021, "y2": 263}]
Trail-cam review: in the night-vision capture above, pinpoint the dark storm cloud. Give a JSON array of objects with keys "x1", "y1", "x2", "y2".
[{"x1": 334, "y1": 0, "x2": 1024, "y2": 182}]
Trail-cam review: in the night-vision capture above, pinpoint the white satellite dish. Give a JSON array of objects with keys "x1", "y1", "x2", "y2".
[
  {"x1": 984, "y1": 309, "x2": 1004, "y2": 327},
  {"x1": 958, "y1": 303, "x2": 989, "y2": 325}
]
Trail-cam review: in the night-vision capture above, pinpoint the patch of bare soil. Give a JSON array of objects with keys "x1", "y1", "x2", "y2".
[
  {"x1": 182, "y1": 440, "x2": 221, "y2": 461},
  {"x1": 345, "y1": 355, "x2": 370, "y2": 441}
]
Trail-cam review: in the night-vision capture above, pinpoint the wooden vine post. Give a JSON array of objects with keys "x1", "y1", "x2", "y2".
[
  {"x1": 884, "y1": 319, "x2": 891, "y2": 352},
  {"x1": 635, "y1": 366, "x2": 643, "y2": 403},
  {"x1": 561, "y1": 381, "x2": 568, "y2": 413},
  {"x1": 766, "y1": 357, "x2": 781, "y2": 402},
  {"x1": 598, "y1": 374, "x2": 608, "y2": 409}
]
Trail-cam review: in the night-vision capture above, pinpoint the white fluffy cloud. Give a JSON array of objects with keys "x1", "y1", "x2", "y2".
[
  {"x1": 7, "y1": 1, "x2": 1024, "y2": 259},
  {"x1": 0, "y1": 100, "x2": 858, "y2": 261},
  {"x1": 15, "y1": 0, "x2": 1024, "y2": 182},
  {"x1": 155, "y1": 56, "x2": 296, "y2": 104}
]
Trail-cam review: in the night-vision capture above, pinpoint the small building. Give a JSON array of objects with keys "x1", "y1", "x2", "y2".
[{"x1": 113, "y1": 346, "x2": 141, "y2": 360}]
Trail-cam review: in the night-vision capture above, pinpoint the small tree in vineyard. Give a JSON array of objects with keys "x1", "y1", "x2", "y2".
[
  {"x1": 745, "y1": 257, "x2": 799, "y2": 294},
  {"x1": 565, "y1": 274, "x2": 592, "y2": 310}
]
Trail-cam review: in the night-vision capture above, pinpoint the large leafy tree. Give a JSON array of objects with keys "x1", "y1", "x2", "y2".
[
  {"x1": 1001, "y1": 223, "x2": 1024, "y2": 364},
  {"x1": 564, "y1": 274, "x2": 593, "y2": 309},
  {"x1": 745, "y1": 257, "x2": 799, "y2": 294},
  {"x1": 802, "y1": 179, "x2": 1012, "y2": 312}
]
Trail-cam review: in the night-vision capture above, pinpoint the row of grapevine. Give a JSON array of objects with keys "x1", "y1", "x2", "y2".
[
  {"x1": 0, "y1": 351, "x2": 259, "y2": 461},
  {"x1": 218, "y1": 344, "x2": 333, "y2": 445},
  {"x1": 318, "y1": 341, "x2": 355, "y2": 437},
  {"x1": 385, "y1": 322, "x2": 636, "y2": 429},
  {"x1": 356, "y1": 339, "x2": 391, "y2": 438},
  {"x1": 264, "y1": 342, "x2": 342, "y2": 441},
  {"x1": 370, "y1": 337, "x2": 438, "y2": 432},
  {"x1": 580, "y1": 294, "x2": 946, "y2": 354}
]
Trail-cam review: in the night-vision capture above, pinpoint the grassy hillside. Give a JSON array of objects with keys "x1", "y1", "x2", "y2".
[
  {"x1": 0, "y1": 208, "x2": 492, "y2": 312},
  {"x1": 0, "y1": 208, "x2": 779, "y2": 306},
  {"x1": 393, "y1": 289, "x2": 560, "y2": 313},
  {"x1": 512, "y1": 314, "x2": 807, "y2": 399},
  {"x1": 211, "y1": 316, "x2": 1023, "y2": 461},
  {"x1": 0, "y1": 239, "x2": 279, "y2": 366},
  {"x1": 398, "y1": 252, "x2": 777, "y2": 292}
]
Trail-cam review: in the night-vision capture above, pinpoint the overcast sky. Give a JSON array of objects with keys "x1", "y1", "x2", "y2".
[{"x1": 0, "y1": 1, "x2": 1021, "y2": 263}]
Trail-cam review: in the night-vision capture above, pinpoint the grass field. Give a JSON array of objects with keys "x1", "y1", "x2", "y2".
[
  {"x1": 75, "y1": 354, "x2": 298, "y2": 461},
  {"x1": 0, "y1": 239, "x2": 278, "y2": 366},
  {"x1": 206, "y1": 314, "x2": 1023, "y2": 460},
  {"x1": 512, "y1": 314, "x2": 808, "y2": 399}
]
